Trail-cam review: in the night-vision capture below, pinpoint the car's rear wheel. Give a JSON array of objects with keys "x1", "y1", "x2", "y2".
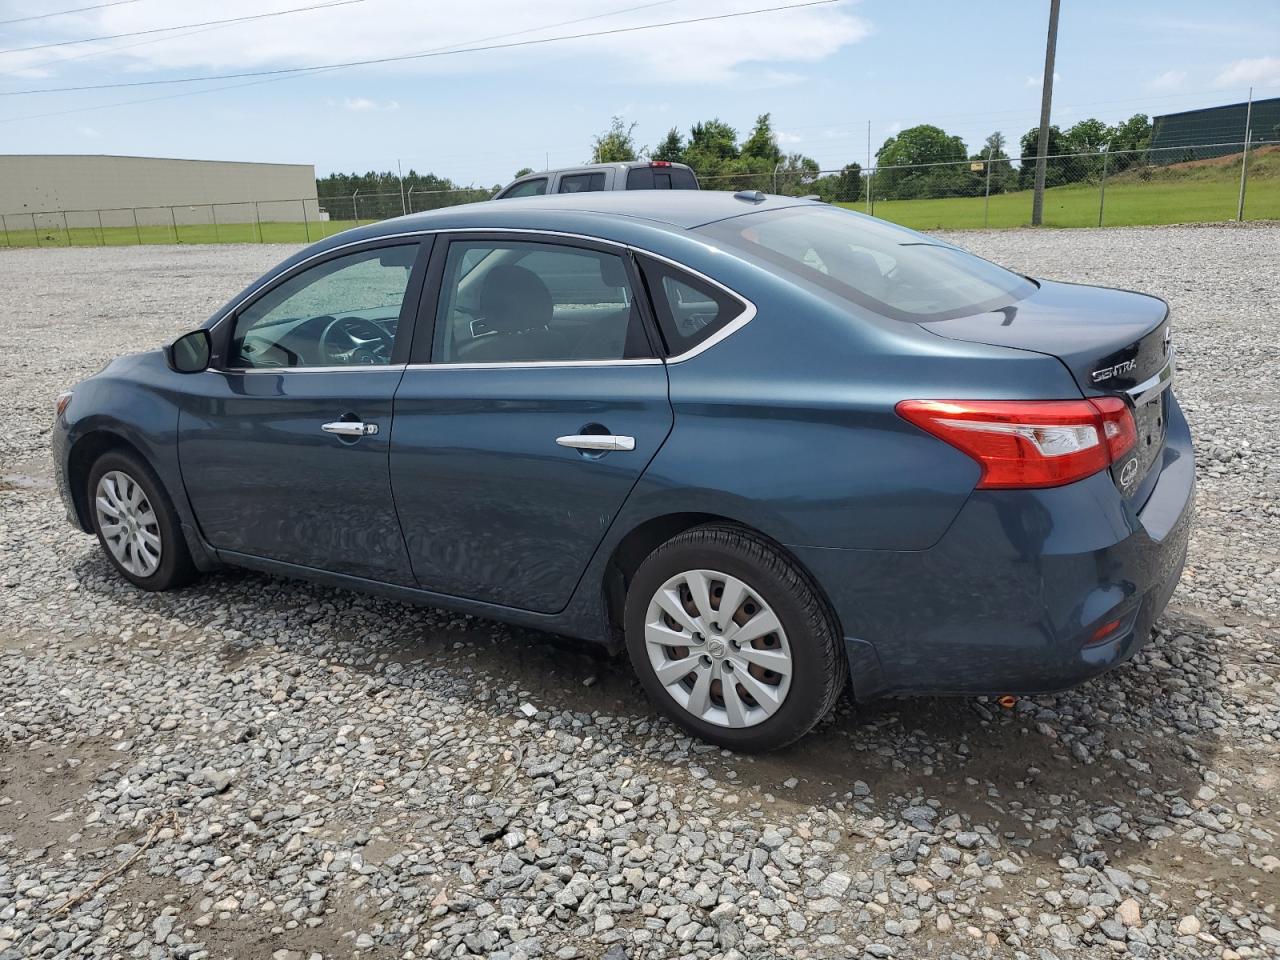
[
  {"x1": 623, "y1": 524, "x2": 847, "y2": 751},
  {"x1": 88, "y1": 450, "x2": 197, "y2": 591}
]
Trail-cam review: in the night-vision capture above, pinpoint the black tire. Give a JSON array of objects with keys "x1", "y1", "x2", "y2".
[
  {"x1": 87, "y1": 449, "x2": 198, "y2": 591},
  {"x1": 623, "y1": 524, "x2": 847, "y2": 752}
]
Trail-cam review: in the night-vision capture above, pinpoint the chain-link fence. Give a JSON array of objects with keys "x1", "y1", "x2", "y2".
[
  {"x1": 0, "y1": 187, "x2": 492, "y2": 248},
  {"x1": 682, "y1": 138, "x2": 1278, "y2": 228},
  {"x1": 3, "y1": 141, "x2": 1276, "y2": 248}
]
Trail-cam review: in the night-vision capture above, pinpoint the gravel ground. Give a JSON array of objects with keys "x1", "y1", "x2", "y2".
[{"x1": 1, "y1": 223, "x2": 1278, "y2": 960}]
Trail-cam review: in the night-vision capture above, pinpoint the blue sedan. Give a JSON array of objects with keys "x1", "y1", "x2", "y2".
[{"x1": 51, "y1": 192, "x2": 1193, "y2": 751}]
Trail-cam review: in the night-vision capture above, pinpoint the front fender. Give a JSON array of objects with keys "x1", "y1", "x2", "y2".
[{"x1": 56, "y1": 351, "x2": 218, "y2": 570}]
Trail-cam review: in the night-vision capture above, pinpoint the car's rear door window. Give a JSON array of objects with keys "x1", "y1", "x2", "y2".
[
  {"x1": 433, "y1": 239, "x2": 654, "y2": 363},
  {"x1": 557, "y1": 172, "x2": 606, "y2": 193},
  {"x1": 638, "y1": 256, "x2": 746, "y2": 355},
  {"x1": 498, "y1": 178, "x2": 548, "y2": 199}
]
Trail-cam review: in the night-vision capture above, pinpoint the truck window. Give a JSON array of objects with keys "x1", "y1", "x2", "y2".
[
  {"x1": 499, "y1": 178, "x2": 548, "y2": 199},
  {"x1": 557, "y1": 172, "x2": 606, "y2": 193}
]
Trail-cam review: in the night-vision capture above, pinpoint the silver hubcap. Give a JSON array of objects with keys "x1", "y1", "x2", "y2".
[
  {"x1": 644, "y1": 569, "x2": 793, "y2": 729},
  {"x1": 95, "y1": 470, "x2": 162, "y2": 578}
]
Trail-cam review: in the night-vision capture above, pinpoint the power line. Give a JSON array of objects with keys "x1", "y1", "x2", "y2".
[
  {"x1": 0, "y1": 0, "x2": 685, "y2": 124},
  {"x1": 0, "y1": 0, "x2": 841, "y2": 96},
  {"x1": 0, "y1": 0, "x2": 374, "y2": 56},
  {"x1": 2, "y1": 0, "x2": 677, "y2": 77},
  {"x1": 0, "y1": 0, "x2": 142, "y2": 28}
]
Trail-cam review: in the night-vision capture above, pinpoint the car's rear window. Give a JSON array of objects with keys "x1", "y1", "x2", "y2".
[{"x1": 697, "y1": 206, "x2": 1035, "y2": 322}]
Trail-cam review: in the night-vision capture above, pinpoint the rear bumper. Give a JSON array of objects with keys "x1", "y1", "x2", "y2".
[{"x1": 791, "y1": 392, "x2": 1194, "y2": 699}]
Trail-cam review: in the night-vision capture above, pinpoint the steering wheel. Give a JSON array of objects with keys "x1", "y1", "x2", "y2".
[{"x1": 318, "y1": 315, "x2": 392, "y2": 365}]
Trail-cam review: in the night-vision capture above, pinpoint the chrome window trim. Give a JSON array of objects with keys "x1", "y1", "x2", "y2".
[
  {"x1": 209, "y1": 230, "x2": 432, "y2": 335},
  {"x1": 216, "y1": 364, "x2": 407, "y2": 375},
  {"x1": 1126, "y1": 349, "x2": 1175, "y2": 407},
  {"x1": 629, "y1": 246, "x2": 757, "y2": 364},
  {"x1": 209, "y1": 226, "x2": 759, "y2": 370},
  {"x1": 405, "y1": 358, "x2": 662, "y2": 371}
]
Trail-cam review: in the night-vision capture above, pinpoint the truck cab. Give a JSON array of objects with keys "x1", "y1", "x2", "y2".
[{"x1": 494, "y1": 160, "x2": 699, "y2": 199}]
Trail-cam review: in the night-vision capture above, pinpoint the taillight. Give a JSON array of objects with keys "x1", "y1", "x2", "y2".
[
  {"x1": 650, "y1": 160, "x2": 673, "y2": 167},
  {"x1": 1090, "y1": 395, "x2": 1137, "y2": 462},
  {"x1": 55, "y1": 391, "x2": 73, "y2": 418},
  {"x1": 896, "y1": 398, "x2": 1138, "y2": 489}
]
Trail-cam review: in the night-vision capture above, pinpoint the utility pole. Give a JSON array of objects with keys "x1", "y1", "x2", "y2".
[
  {"x1": 1237, "y1": 87, "x2": 1254, "y2": 222},
  {"x1": 1031, "y1": 0, "x2": 1061, "y2": 226},
  {"x1": 397, "y1": 159, "x2": 407, "y2": 216},
  {"x1": 865, "y1": 119, "x2": 872, "y2": 213}
]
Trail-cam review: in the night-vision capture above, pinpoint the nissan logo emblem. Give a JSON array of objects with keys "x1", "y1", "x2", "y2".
[{"x1": 1119, "y1": 458, "x2": 1140, "y2": 488}]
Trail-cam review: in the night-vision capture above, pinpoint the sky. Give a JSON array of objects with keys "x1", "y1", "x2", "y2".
[{"x1": 1, "y1": 0, "x2": 1278, "y2": 187}]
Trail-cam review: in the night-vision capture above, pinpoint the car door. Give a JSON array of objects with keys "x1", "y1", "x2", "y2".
[
  {"x1": 178, "y1": 238, "x2": 430, "y2": 585},
  {"x1": 390, "y1": 233, "x2": 673, "y2": 613}
]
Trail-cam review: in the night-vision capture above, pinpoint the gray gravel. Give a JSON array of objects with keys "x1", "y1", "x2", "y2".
[{"x1": 2, "y1": 224, "x2": 1279, "y2": 960}]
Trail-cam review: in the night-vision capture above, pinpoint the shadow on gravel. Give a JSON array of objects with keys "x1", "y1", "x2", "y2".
[{"x1": 71, "y1": 549, "x2": 1222, "y2": 867}]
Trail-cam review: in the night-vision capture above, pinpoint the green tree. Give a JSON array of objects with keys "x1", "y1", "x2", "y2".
[
  {"x1": 652, "y1": 127, "x2": 685, "y2": 163},
  {"x1": 1018, "y1": 125, "x2": 1071, "y2": 188},
  {"x1": 971, "y1": 132, "x2": 1017, "y2": 194},
  {"x1": 316, "y1": 170, "x2": 486, "y2": 218},
  {"x1": 1107, "y1": 113, "x2": 1152, "y2": 171},
  {"x1": 740, "y1": 113, "x2": 784, "y2": 164},
  {"x1": 771, "y1": 152, "x2": 819, "y2": 195},
  {"x1": 1061, "y1": 118, "x2": 1114, "y2": 181},
  {"x1": 874, "y1": 125, "x2": 969, "y2": 199},
  {"x1": 684, "y1": 118, "x2": 740, "y2": 179},
  {"x1": 513, "y1": 167, "x2": 534, "y2": 178},
  {"x1": 591, "y1": 116, "x2": 642, "y2": 163},
  {"x1": 811, "y1": 162, "x2": 863, "y2": 203}
]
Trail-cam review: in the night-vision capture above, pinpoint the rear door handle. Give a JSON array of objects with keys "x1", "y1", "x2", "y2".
[
  {"x1": 556, "y1": 434, "x2": 635, "y2": 452},
  {"x1": 322, "y1": 421, "x2": 378, "y2": 437}
]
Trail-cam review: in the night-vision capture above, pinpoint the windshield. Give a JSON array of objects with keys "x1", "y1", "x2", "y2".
[{"x1": 697, "y1": 206, "x2": 1035, "y2": 322}]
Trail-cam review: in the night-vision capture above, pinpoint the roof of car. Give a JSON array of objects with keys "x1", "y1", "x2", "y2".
[
  {"x1": 512, "y1": 161, "x2": 694, "y2": 174},
  {"x1": 360, "y1": 190, "x2": 819, "y2": 236}
]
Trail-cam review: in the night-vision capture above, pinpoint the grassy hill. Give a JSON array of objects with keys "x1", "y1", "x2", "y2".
[{"x1": 840, "y1": 146, "x2": 1280, "y2": 230}]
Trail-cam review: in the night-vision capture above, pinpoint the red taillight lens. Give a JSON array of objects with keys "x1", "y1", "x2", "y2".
[
  {"x1": 1091, "y1": 395, "x2": 1137, "y2": 462},
  {"x1": 650, "y1": 160, "x2": 672, "y2": 167},
  {"x1": 896, "y1": 398, "x2": 1138, "y2": 489}
]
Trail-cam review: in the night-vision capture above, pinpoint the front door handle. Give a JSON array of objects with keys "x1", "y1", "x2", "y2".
[
  {"x1": 322, "y1": 420, "x2": 378, "y2": 437},
  {"x1": 556, "y1": 434, "x2": 635, "y2": 452}
]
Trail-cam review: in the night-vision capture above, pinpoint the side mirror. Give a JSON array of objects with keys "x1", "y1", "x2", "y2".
[{"x1": 166, "y1": 329, "x2": 211, "y2": 373}]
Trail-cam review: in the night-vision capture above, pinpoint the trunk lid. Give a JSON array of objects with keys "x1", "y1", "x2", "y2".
[{"x1": 923, "y1": 279, "x2": 1174, "y2": 501}]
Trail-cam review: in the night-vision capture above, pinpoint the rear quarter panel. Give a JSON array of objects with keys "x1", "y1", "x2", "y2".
[{"x1": 617, "y1": 259, "x2": 1085, "y2": 552}]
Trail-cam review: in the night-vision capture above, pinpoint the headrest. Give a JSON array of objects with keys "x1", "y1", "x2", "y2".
[
  {"x1": 479, "y1": 264, "x2": 554, "y2": 334},
  {"x1": 599, "y1": 255, "x2": 629, "y2": 289}
]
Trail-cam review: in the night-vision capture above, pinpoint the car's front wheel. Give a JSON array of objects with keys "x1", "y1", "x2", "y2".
[
  {"x1": 623, "y1": 524, "x2": 847, "y2": 751},
  {"x1": 88, "y1": 450, "x2": 198, "y2": 591}
]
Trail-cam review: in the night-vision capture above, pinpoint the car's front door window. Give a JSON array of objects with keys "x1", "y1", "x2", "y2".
[{"x1": 230, "y1": 245, "x2": 418, "y2": 369}]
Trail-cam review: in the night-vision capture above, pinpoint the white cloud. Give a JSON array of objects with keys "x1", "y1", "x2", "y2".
[
  {"x1": 1025, "y1": 71, "x2": 1061, "y2": 88},
  {"x1": 884, "y1": 121, "x2": 902, "y2": 136},
  {"x1": 343, "y1": 97, "x2": 399, "y2": 112},
  {"x1": 10, "y1": 0, "x2": 871, "y2": 86},
  {"x1": 76, "y1": 125, "x2": 102, "y2": 138},
  {"x1": 776, "y1": 130, "x2": 803, "y2": 145},
  {"x1": 1145, "y1": 69, "x2": 1185, "y2": 92},
  {"x1": 1214, "y1": 56, "x2": 1280, "y2": 89}
]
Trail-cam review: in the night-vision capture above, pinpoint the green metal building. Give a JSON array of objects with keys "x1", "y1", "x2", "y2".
[{"x1": 1149, "y1": 97, "x2": 1280, "y2": 164}]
